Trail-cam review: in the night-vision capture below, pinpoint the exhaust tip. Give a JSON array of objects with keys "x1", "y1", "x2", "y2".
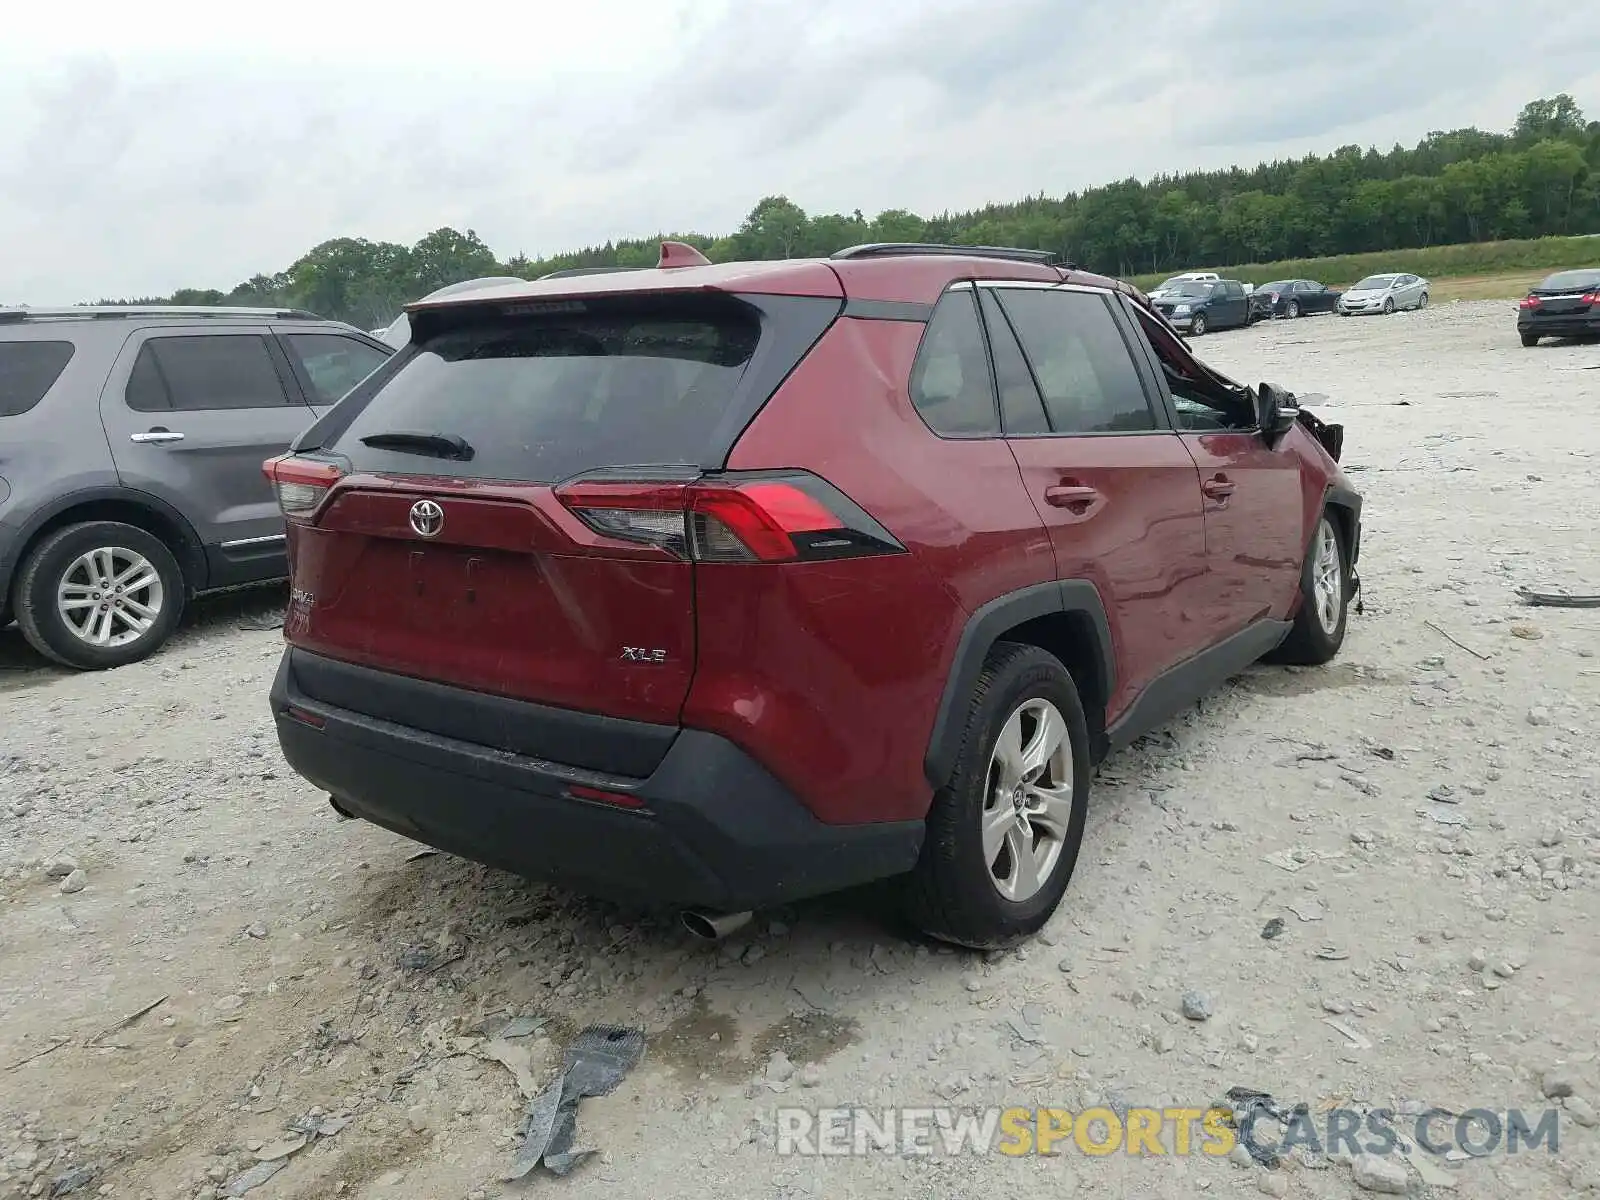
[{"x1": 681, "y1": 908, "x2": 753, "y2": 941}]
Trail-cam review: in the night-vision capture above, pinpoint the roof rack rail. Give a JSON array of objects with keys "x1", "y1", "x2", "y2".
[
  {"x1": 536, "y1": 266, "x2": 642, "y2": 280},
  {"x1": 830, "y1": 243, "x2": 1059, "y2": 266},
  {"x1": 0, "y1": 305, "x2": 322, "y2": 324}
]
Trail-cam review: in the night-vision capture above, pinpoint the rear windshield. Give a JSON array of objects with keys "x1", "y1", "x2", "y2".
[
  {"x1": 332, "y1": 294, "x2": 764, "y2": 482},
  {"x1": 1, "y1": 340, "x2": 75, "y2": 417},
  {"x1": 1538, "y1": 269, "x2": 1600, "y2": 291}
]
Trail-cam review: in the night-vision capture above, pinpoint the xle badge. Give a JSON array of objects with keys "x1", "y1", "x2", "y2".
[{"x1": 621, "y1": 647, "x2": 667, "y2": 663}]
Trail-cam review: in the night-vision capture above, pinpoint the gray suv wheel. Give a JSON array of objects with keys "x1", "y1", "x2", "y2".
[{"x1": 14, "y1": 521, "x2": 186, "y2": 669}]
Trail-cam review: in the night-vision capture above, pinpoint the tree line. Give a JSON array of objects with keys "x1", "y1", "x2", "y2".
[{"x1": 105, "y1": 95, "x2": 1599, "y2": 328}]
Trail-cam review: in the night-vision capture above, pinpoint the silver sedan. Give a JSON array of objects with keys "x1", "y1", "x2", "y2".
[{"x1": 1337, "y1": 272, "x2": 1430, "y2": 315}]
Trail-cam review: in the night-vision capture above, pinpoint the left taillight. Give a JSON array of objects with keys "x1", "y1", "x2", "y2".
[
  {"x1": 555, "y1": 472, "x2": 904, "y2": 564},
  {"x1": 263, "y1": 455, "x2": 344, "y2": 522}
]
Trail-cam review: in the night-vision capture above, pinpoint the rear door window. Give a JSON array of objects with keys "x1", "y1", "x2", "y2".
[
  {"x1": 0, "y1": 340, "x2": 74, "y2": 417},
  {"x1": 127, "y1": 335, "x2": 296, "y2": 412},
  {"x1": 282, "y1": 333, "x2": 391, "y2": 404},
  {"x1": 330, "y1": 293, "x2": 765, "y2": 482},
  {"x1": 994, "y1": 289, "x2": 1157, "y2": 434}
]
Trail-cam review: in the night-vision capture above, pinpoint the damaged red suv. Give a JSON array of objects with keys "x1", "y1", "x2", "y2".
[{"x1": 266, "y1": 242, "x2": 1360, "y2": 947}]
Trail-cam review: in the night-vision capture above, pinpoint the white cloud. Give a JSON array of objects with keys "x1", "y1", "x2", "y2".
[{"x1": 1, "y1": 0, "x2": 1595, "y2": 302}]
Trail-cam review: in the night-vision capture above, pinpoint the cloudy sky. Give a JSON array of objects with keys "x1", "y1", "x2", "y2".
[{"x1": 3, "y1": 0, "x2": 1597, "y2": 303}]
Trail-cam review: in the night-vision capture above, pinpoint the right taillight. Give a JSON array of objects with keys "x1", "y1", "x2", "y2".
[
  {"x1": 263, "y1": 455, "x2": 344, "y2": 521},
  {"x1": 555, "y1": 472, "x2": 904, "y2": 564}
]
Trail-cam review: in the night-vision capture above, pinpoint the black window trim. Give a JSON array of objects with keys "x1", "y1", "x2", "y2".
[
  {"x1": 971, "y1": 286, "x2": 1050, "y2": 437},
  {"x1": 973, "y1": 281, "x2": 1174, "y2": 439}
]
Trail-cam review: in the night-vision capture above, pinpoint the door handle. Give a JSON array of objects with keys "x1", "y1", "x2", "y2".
[
  {"x1": 1044, "y1": 484, "x2": 1101, "y2": 508},
  {"x1": 130, "y1": 430, "x2": 184, "y2": 444},
  {"x1": 1202, "y1": 476, "x2": 1236, "y2": 499}
]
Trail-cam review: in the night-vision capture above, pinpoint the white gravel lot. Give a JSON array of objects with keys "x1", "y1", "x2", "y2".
[{"x1": 2, "y1": 300, "x2": 1598, "y2": 1200}]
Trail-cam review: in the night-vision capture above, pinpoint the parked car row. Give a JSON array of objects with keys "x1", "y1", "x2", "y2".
[{"x1": 1144, "y1": 269, "x2": 1434, "y2": 338}]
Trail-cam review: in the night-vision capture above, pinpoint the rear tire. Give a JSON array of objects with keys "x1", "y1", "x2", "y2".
[
  {"x1": 903, "y1": 643, "x2": 1090, "y2": 949},
  {"x1": 1266, "y1": 512, "x2": 1348, "y2": 667},
  {"x1": 1416, "y1": 291, "x2": 1429, "y2": 310},
  {"x1": 1286, "y1": 299, "x2": 1300, "y2": 319},
  {"x1": 1520, "y1": 331, "x2": 1540, "y2": 348},
  {"x1": 14, "y1": 522, "x2": 186, "y2": 670}
]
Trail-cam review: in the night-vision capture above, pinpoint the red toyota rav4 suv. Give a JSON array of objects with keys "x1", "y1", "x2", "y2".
[{"x1": 266, "y1": 243, "x2": 1360, "y2": 947}]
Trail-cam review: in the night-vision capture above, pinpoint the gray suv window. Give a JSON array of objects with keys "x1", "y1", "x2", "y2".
[
  {"x1": 127, "y1": 334, "x2": 293, "y2": 412},
  {"x1": 284, "y1": 333, "x2": 390, "y2": 404},
  {"x1": 1, "y1": 340, "x2": 75, "y2": 417},
  {"x1": 994, "y1": 289, "x2": 1156, "y2": 434}
]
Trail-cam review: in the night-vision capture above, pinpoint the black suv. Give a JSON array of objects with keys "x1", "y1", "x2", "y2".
[{"x1": 1, "y1": 306, "x2": 392, "y2": 668}]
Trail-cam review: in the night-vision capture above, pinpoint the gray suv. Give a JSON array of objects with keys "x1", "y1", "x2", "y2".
[{"x1": 0, "y1": 305, "x2": 392, "y2": 669}]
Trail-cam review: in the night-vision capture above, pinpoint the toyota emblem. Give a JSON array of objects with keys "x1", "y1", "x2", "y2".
[{"x1": 409, "y1": 499, "x2": 444, "y2": 537}]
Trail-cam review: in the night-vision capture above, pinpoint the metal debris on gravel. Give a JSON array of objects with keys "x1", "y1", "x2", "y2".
[{"x1": 507, "y1": 1024, "x2": 646, "y2": 1180}]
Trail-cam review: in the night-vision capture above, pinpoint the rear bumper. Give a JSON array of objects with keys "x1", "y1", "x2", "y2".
[
  {"x1": 270, "y1": 649, "x2": 923, "y2": 911},
  {"x1": 1518, "y1": 315, "x2": 1600, "y2": 338}
]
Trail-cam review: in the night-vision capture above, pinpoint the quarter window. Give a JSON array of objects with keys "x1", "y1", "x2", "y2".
[
  {"x1": 0, "y1": 341, "x2": 74, "y2": 417},
  {"x1": 908, "y1": 291, "x2": 999, "y2": 437}
]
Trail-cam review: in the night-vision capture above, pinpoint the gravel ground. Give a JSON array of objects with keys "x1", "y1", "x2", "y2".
[{"x1": 2, "y1": 300, "x2": 1598, "y2": 1200}]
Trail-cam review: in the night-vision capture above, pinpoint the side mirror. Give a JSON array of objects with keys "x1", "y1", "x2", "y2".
[{"x1": 1255, "y1": 382, "x2": 1299, "y2": 445}]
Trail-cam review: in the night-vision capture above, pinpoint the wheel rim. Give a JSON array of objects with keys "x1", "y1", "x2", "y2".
[
  {"x1": 1287, "y1": 301, "x2": 1299, "y2": 318},
  {"x1": 1383, "y1": 299, "x2": 1394, "y2": 314},
  {"x1": 1192, "y1": 315, "x2": 1205, "y2": 334},
  {"x1": 56, "y1": 547, "x2": 164, "y2": 649},
  {"x1": 1418, "y1": 293, "x2": 1428, "y2": 309},
  {"x1": 1311, "y1": 519, "x2": 1342, "y2": 635},
  {"x1": 982, "y1": 699, "x2": 1074, "y2": 903}
]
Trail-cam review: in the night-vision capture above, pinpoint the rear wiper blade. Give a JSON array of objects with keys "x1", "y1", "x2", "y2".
[{"x1": 358, "y1": 431, "x2": 475, "y2": 461}]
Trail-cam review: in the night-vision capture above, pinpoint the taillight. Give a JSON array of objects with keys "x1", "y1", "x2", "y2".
[
  {"x1": 1582, "y1": 292, "x2": 1599, "y2": 305},
  {"x1": 555, "y1": 472, "x2": 904, "y2": 564},
  {"x1": 263, "y1": 455, "x2": 344, "y2": 521},
  {"x1": 1519, "y1": 296, "x2": 1542, "y2": 309}
]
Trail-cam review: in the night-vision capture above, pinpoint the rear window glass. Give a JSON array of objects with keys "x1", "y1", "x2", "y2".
[
  {"x1": 333, "y1": 295, "x2": 763, "y2": 482},
  {"x1": 1, "y1": 340, "x2": 74, "y2": 417},
  {"x1": 1538, "y1": 270, "x2": 1600, "y2": 291}
]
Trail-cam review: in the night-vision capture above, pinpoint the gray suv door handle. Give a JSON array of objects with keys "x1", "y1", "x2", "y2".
[{"x1": 130, "y1": 430, "x2": 184, "y2": 444}]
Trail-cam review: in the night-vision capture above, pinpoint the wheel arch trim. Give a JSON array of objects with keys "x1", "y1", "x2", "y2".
[
  {"x1": 2, "y1": 487, "x2": 208, "y2": 603},
  {"x1": 924, "y1": 580, "x2": 1115, "y2": 787}
]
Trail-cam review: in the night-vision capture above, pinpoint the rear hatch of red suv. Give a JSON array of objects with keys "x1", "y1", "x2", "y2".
[{"x1": 267, "y1": 282, "x2": 845, "y2": 775}]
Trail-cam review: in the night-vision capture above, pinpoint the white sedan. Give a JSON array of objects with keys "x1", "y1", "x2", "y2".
[{"x1": 1337, "y1": 273, "x2": 1430, "y2": 315}]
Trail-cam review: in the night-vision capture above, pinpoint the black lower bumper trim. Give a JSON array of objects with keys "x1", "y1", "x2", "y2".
[{"x1": 270, "y1": 650, "x2": 923, "y2": 910}]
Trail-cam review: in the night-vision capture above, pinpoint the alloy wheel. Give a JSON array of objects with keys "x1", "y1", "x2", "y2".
[
  {"x1": 981, "y1": 699, "x2": 1075, "y2": 903},
  {"x1": 56, "y1": 547, "x2": 165, "y2": 649}
]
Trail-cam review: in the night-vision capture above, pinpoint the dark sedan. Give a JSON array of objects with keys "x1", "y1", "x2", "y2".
[
  {"x1": 1255, "y1": 279, "x2": 1342, "y2": 319},
  {"x1": 1518, "y1": 269, "x2": 1600, "y2": 346}
]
